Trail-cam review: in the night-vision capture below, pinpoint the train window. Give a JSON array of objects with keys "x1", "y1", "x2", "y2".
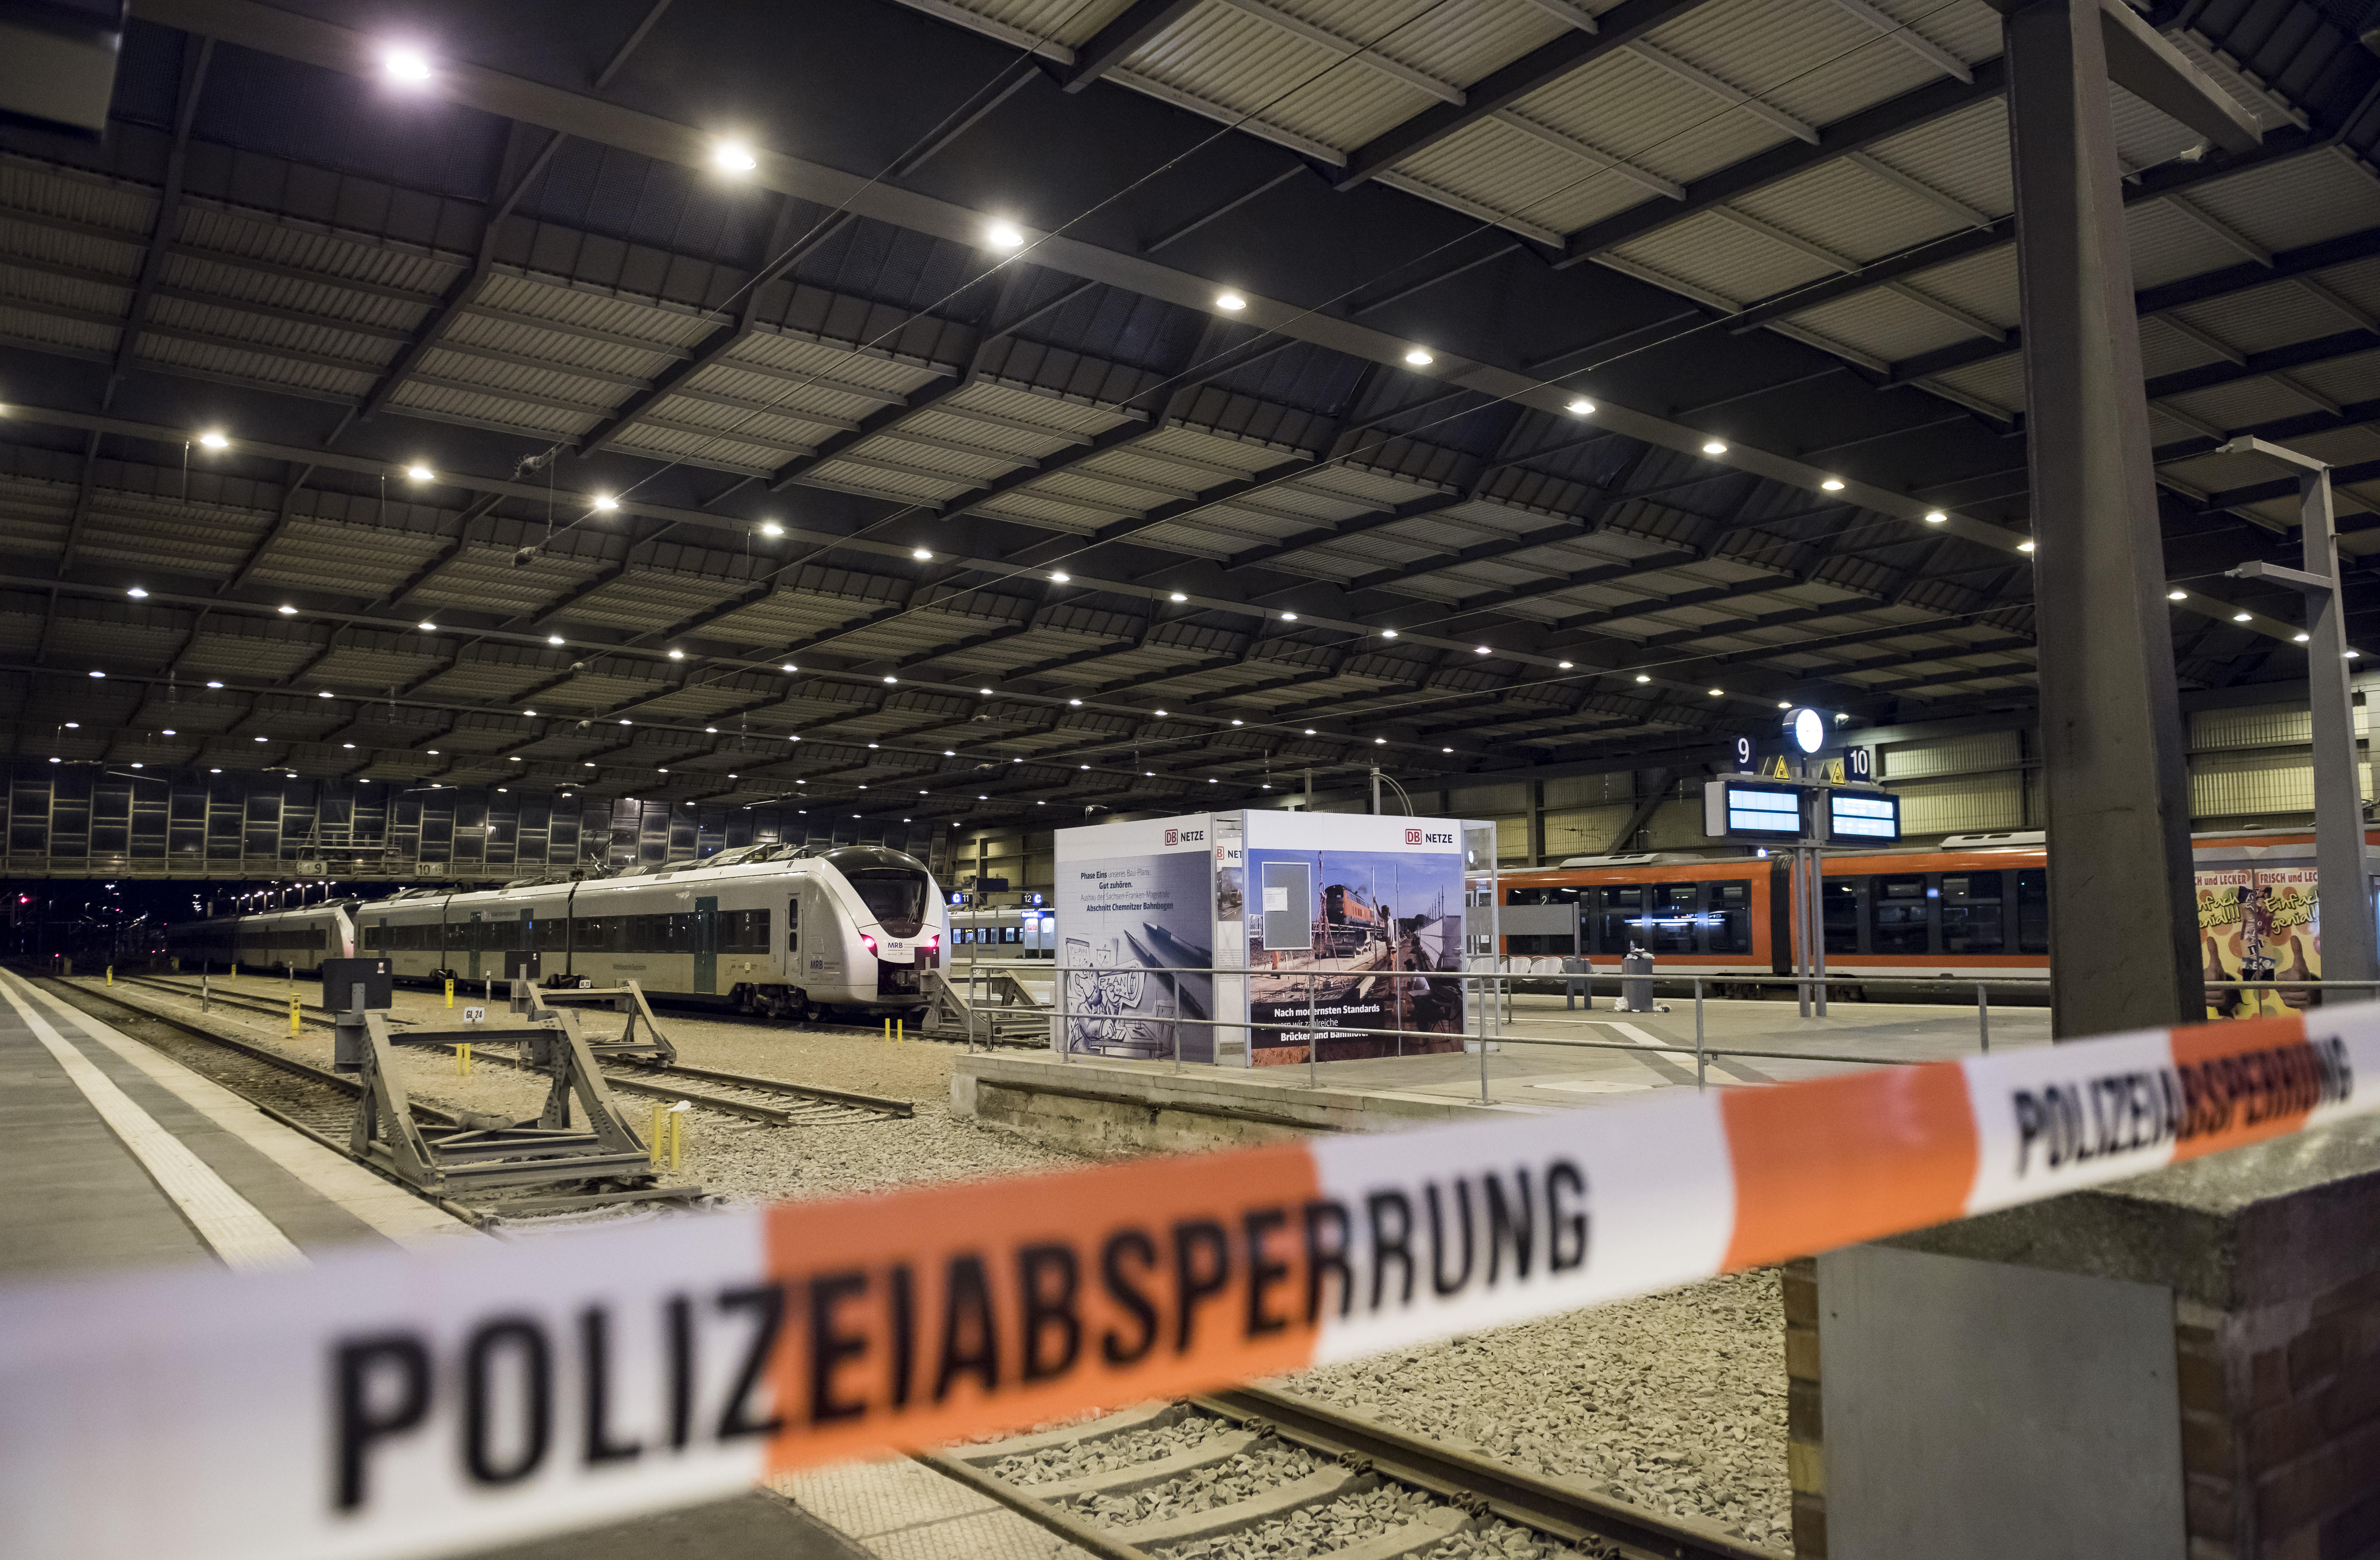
[
  {"x1": 1631, "y1": 883, "x2": 1697, "y2": 955},
  {"x1": 787, "y1": 896, "x2": 801, "y2": 954},
  {"x1": 1596, "y1": 886, "x2": 1644, "y2": 955},
  {"x1": 1823, "y1": 879, "x2": 1861, "y2": 955},
  {"x1": 535, "y1": 916, "x2": 568, "y2": 953},
  {"x1": 1871, "y1": 875, "x2": 1932, "y2": 955},
  {"x1": 1507, "y1": 887, "x2": 1581, "y2": 905},
  {"x1": 1940, "y1": 874, "x2": 2004, "y2": 955},
  {"x1": 1507, "y1": 934, "x2": 1574, "y2": 957},
  {"x1": 2017, "y1": 870, "x2": 2049, "y2": 955},
  {"x1": 1706, "y1": 881, "x2": 1752, "y2": 955},
  {"x1": 721, "y1": 909, "x2": 770, "y2": 954}
]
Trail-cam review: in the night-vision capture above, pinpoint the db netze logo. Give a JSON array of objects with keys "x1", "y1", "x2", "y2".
[
  {"x1": 1165, "y1": 829, "x2": 1179, "y2": 846},
  {"x1": 1406, "y1": 829, "x2": 1423, "y2": 845}
]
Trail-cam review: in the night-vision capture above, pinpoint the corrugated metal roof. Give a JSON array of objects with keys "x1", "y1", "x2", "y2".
[
  {"x1": 1124, "y1": 2, "x2": 1444, "y2": 155},
  {"x1": 1520, "y1": 46, "x2": 1778, "y2": 192},
  {"x1": 1786, "y1": 283, "x2": 1984, "y2": 363},
  {"x1": 177, "y1": 205, "x2": 463, "y2": 297},
  {"x1": 2182, "y1": 153, "x2": 2380, "y2": 260},
  {"x1": 389, "y1": 380, "x2": 596, "y2": 437},
  {"x1": 1865, "y1": 96, "x2": 2012, "y2": 222},
  {"x1": 0, "y1": 157, "x2": 156, "y2": 234},
  {"x1": 607, "y1": 426, "x2": 786, "y2": 477},
  {"x1": 726, "y1": 331, "x2": 942, "y2": 392},
  {"x1": 1390, "y1": 114, "x2": 1653, "y2": 237},
  {"x1": 1610, "y1": 209, "x2": 1840, "y2": 311},
  {"x1": 138, "y1": 331, "x2": 380, "y2": 400}
]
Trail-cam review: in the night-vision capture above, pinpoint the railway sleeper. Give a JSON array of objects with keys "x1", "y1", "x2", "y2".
[
  {"x1": 1022, "y1": 1429, "x2": 1260, "y2": 1502},
  {"x1": 1109, "y1": 1466, "x2": 1377, "y2": 1547}
]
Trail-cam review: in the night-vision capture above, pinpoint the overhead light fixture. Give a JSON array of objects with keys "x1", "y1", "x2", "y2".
[
  {"x1": 1153, "y1": 709, "x2": 1167, "y2": 716},
  {"x1": 317, "y1": 690, "x2": 333, "y2": 699},
  {"x1": 2234, "y1": 612, "x2": 2253, "y2": 622},
  {"x1": 760, "y1": 521, "x2": 783, "y2": 537},
  {"x1": 126, "y1": 586, "x2": 147, "y2": 599},
  {"x1": 1708, "y1": 687, "x2": 1724, "y2": 696},
  {"x1": 913, "y1": 547, "x2": 932, "y2": 560},
  {"x1": 198, "y1": 430, "x2": 229, "y2": 450},
  {"x1": 667, "y1": 648, "x2": 685, "y2": 660},
  {"x1": 1567, "y1": 397, "x2": 1595, "y2": 415},
  {"x1": 1231, "y1": 718, "x2": 1243, "y2": 726},
  {"x1": 711, "y1": 139, "x2": 758, "y2": 174},
  {"x1": 1169, "y1": 591, "x2": 1187, "y2": 602},
  {"x1": 405, "y1": 464, "x2": 434, "y2": 482},
  {"x1": 783, "y1": 663, "x2": 798, "y2": 672},
  {"x1": 278, "y1": 604, "x2": 297, "y2": 615},
  {"x1": 1822, "y1": 478, "x2": 1845, "y2": 492},
  {"x1": 548, "y1": 634, "x2": 565, "y2": 645},
  {"x1": 383, "y1": 46, "x2": 433, "y2": 85},
  {"x1": 508, "y1": 755, "x2": 520, "y2": 761},
  {"x1": 619, "y1": 718, "x2": 632, "y2": 726},
  {"x1": 1404, "y1": 349, "x2": 1433, "y2": 366},
  {"x1": 1701, "y1": 440, "x2": 1726, "y2": 456},
  {"x1": 417, "y1": 621, "x2": 437, "y2": 632},
  {"x1": 2019, "y1": 541, "x2": 2036, "y2": 552},
  {"x1": 1282, "y1": 611, "x2": 1298, "y2": 621},
  {"x1": 1925, "y1": 511, "x2": 1947, "y2": 524},
  {"x1": 979, "y1": 687, "x2": 992, "y2": 695},
  {"x1": 1779, "y1": 701, "x2": 1792, "y2": 709},
  {"x1": 2296, "y1": 632, "x2": 2312, "y2": 642},
  {"x1": 1635, "y1": 673, "x2": 1650, "y2": 683},
  {"x1": 1381, "y1": 629, "x2": 1398, "y2": 639},
  {"x1": 705, "y1": 726, "x2": 717, "y2": 734},
  {"x1": 64, "y1": 722, "x2": 78, "y2": 729},
  {"x1": 1303, "y1": 728, "x2": 1315, "y2": 736},
  {"x1": 592, "y1": 495, "x2": 620, "y2": 512},
  {"x1": 1374, "y1": 737, "x2": 1386, "y2": 745},
  {"x1": 88, "y1": 670, "x2": 104, "y2": 679},
  {"x1": 2349, "y1": 650, "x2": 2363, "y2": 659},
  {"x1": 1474, "y1": 645, "x2": 1490, "y2": 655},
  {"x1": 883, "y1": 675, "x2": 897, "y2": 684},
  {"x1": 1558, "y1": 660, "x2": 1574, "y2": 670},
  {"x1": 986, "y1": 220, "x2": 1026, "y2": 250},
  {"x1": 1216, "y1": 291, "x2": 1246, "y2": 311},
  {"x1": 523, "y1": 708, "x2": 536, "y2": 716},
  {"x1": 2168, "y1": 589, "x2": 2188, "y2": 601},
  {"x1": 1050, "y1": 571, "x2": 1071, "y2": 583},
  {"x1": 206, "y1": 680, "x2": 222, "y2": 689},
  {"x1": 1069, "y1": 698, "x2": 1082, "y2": 706},
  {"x1": 1442, "y1": 746, "x2": 1453, "y2": 754},
  {"x1": 161, "y1": 729, "x2": 173, "y2": 736}
]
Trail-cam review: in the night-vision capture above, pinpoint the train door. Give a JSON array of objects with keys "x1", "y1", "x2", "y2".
[
  {"x1": 467, "y1": 909, "x2": 484, "y2": 979},
  {"x1": 694, "y1": 896, "x2": 718, "y2": 994},
  {"x1": 786, "y1": 891, "x2": 801, "y2": 978}
]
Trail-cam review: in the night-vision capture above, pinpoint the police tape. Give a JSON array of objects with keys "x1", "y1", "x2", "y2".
[{"x1": 2, "y1": 1003, "x2": 2371, "y2": 1560}]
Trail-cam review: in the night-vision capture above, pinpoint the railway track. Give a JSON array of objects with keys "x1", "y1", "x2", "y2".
[
  {"x1": 100, "y1": 974, "x2": 911, "y2": 1128},
  {"x1": 925, "y1": 1383, "x2": 1771, "y2": 1560}
]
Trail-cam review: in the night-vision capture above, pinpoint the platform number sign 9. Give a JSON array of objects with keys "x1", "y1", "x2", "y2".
[{"x1": 1730, "y1": 734, "x2": 1755, "y2": 772}]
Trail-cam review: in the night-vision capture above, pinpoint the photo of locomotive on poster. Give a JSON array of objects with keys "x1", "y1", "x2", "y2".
[
  {"x1": 1490, "y1": 824, "x2": 2376, "y2": 1018},
  {"x1": 162, "y1": 843, "x2": 945, "y2": 1022}
]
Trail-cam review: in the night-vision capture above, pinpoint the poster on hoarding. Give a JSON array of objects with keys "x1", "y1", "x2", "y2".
[
  {"x1": 1242, "y1": 814, "x2": 1468, "y2": 1065},
  {"x1": 1053, "y1": 817, "x2": 1217, "y2": 1062},
  {"x1": 2197, "y1": 864, "x2": 2323, "y2": 1020}
]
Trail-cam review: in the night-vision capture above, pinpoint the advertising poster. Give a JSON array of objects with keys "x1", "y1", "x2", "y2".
[
  {"x1": 1243, "y1": 814, "x2": 1468, "y2": 1065},
  {"x1": 2197, "y1": 865, "x2": 2324, "y2": 1019},
  {"x1": 1053, "y1": 817, "x2": 1217, "y2": 1062}
]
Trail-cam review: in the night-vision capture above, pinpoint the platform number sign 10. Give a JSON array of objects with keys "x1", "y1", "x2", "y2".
[
  {"x1": 1845, "y1": 747, "x2": 1873, "y2": 783},
  {"x1": 1730, "y1": 734, "x2": 1755, "y2": 772}
]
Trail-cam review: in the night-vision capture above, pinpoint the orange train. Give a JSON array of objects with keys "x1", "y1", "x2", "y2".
[{"x1": 1490, "y1": 825, "x2": 2370, "y2": 991}]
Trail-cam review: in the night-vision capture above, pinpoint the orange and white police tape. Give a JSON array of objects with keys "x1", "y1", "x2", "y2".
[{"x1": 0, "y1": 1004, "x2": 2369, "y2": 1560}]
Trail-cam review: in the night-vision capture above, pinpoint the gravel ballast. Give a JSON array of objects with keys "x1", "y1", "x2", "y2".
[{"x1": 1272, "y1": 1269, "x2": 1790, "y2": 1552}]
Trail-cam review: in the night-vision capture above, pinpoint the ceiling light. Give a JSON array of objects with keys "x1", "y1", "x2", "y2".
[
  {"x1": 383, "y1": 46, "x2": 432, "y2": 84},
  {"x1": 206, "y1": 680, "x2": 222, "y2": 689},
  {"x1": 1069, "y1": 698, "x2": 1082, "y2": 706},
  {"x1": 2233, "y1": 612, "x2": 2252, "y2": 622},
  {"x1": 1169, "y1": 591, "x2": 1187, "y2": 602},
  {"x1": 1231, "y1": 719, "x2": 1243, "y2": 726},
  {"x1": 1153, "y1": 709, "x2": 1167, "y2": 716},
  {"x1": 2018, "y1": 541, "x2": 2036, "y2": 552},
  {"x1": 2296, "y1": 632, "x2": 2312, "y2": 643},
  {"x1": 1701, "y1": 440, "x2": 1726, "y2": 456},
  {"x1": 1304, "y1": 728, "x2": 1315, "y2": 736},
  {"x1": 548, "y1": 635, "x2": 565, "y2": 646},
  {"x1": 1822, "y1": 478, "x2": 1845, "y2": 492},
  {"x1": 1635, "y1": 673, "x2": 1650, "y2": 683},
  {"x1": 161, "y1": 728, "x2": 173, "y2": 736},
  {"x1": 88, "y1": 670, "x2": 103, "y2": 679},
  {"x1": 405, "y1": 464, "x2": 434, "y2": 482},
  {"x1": 1778, "y1": 701, "x2": 1792, "y2": 709},
  {"x1": 211, "y1": 767, "x2": 222, "y2": 773},
  {"x1": 129, "y1": 762, "x2": 143, "y2": 769},
  {"x1": 523, "y1": 708, "x2": 537, "y2": 716},
  {"x1": 585, "y1": 761, "x2": 596, "y2": 767},
  {"x1": 126, "y1": 586, "x2": 147, "y2": 599},
  {"x1": 426, "y1": 749, "x2": 438, "y2": 755},
  {"x1": 711, "y1": 139, "x2": 758, "y2": 174},
  {"x1": 1442, "y1": 747, "x2": 1453, "y2": 754},
  {"x1": 913, "y1": 547, "x2": 932, "y2": 560},
  {"x1": 508, "y1": 755, "x2": 520, "y2": 761},
  {"x1": 592, "y1": 495, "x2": 619, "y2": 512},
  {"x1": 1216, "y1": 291, "x2": 1246, "y2": 311},
  {"x1": 1404, "y1": 349, "x2": 1433, "y2": 366},
  {"x1": 1925, "y1": 511, "x2": 1947, "y2": 524},
  {"x1": 1708, "y1": 688, "x2": 1724, "y2": 696},
  {"x1": 783, "y1": 663, "x2": 798, "y2": 673},
  {"x1": 944, "y1": 749, "x2": 955, "y2": 756},
  {"x1": 1567, "y1": 397, "x2": 1595, "y2": 415},
  {"x1": 979, "y1": 687, "x2": 992, "y2": 695},
  {"x1": 1474, "y1": 645, "x2": 1490, "y2": 655},
  {"x1": 1051, "y1": 571, "x2": 1070, "y2": 583},
  {"x1": 1557, "y1": 660, "x2": 1574, "y2": 670},
  {"x1": 1382, "y1": 629, "x2": 1398, "y2": 639},
  {"x1": 2168, "y1": 589, "x2": 2188, "y2": 601},
  {"x1": 986, "y1": 220, "x2": 1026, "y2": 250},
  {"x1": 868, "y1": 743, "x2": 880, "y2": 749},
  {"x1": 1282, "y1": 611, "x2": 1297, "y2": 621},
  {"x1": 48, "y1": 757, "x2": 58, "y2": 764},
  {"x1": 2349, "y1": 650, "x2": 2362, "y2": 659},
  {"x1": 667, "y1": 648, "x2": 685, "y2": 660},
  {"x1": 883, "y1": 675, "x2": 897, "y2": 684},
  {"x1": 63, "y1": 721, "x2": 78, "y2": 729},
  {"x1": 278, "y1": 604, "x2": 297, "y2": 615},
  {"x1": 760, "y1": 521, "x2": 783, "y2": 537},
  {"x1": 1374, "y1": 737, "x2": 1386, "y2": 745},
  {"x1": 1038, "y1": 799, "x2": 1047, "y2": 805},
  {"x1": 658, "y1": 768, "x2": 669, "y2": 773},
  {"x1": 417, "y1": 621, "x2": 437, "y2": 632},
  {"x1": 317, "y1": 690, "x2": 333, "y2": 699},
  {"x1": 254, "y1": 735, "x2": 267, "y2": 742},
  {"x1": 619, "y1": 718, "x2": 632, "y2": 726}
]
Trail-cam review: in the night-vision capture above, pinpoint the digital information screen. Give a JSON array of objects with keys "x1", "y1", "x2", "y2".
[
  {"x1": 1827, "y1": 791, "x2": 1901, "y2": 842},
  {"x1": 1704, "y1": 781, "x2": 1805, "y2": 840}
]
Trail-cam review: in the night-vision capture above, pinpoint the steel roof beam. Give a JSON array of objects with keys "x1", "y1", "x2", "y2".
[
  {"x1": 106, "y1": 36, "x2": 212, "y2": 412},
  {"x1": 1056, "y1": 0, "x2": 1204, "y2": 91},
  {"x1": 1332, "y1": 0, "x2": 1719, "y2": 191}
]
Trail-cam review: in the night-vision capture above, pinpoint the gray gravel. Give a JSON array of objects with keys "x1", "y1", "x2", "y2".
[
  {"x1": 1271, "y1": 1269, "x2": 1790, "y2": 1552},
  {"x1": 1057, "y1": 1438, "x2": 1322, "y2": 1525},
  {"x1": 990, "y1": 1415, "x2": 1236, "y2": 1487}
]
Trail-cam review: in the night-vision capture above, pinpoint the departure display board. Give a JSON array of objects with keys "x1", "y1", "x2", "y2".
[{"x1": 1827, "y1": 791, "x2": 1901, "y2": 842}]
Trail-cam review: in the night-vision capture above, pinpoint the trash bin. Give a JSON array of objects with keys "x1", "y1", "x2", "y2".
[
  {"x1": 1618, "y1": 945, "x2": 1655, "y2": 1013},
  {"x1": 1561, "y1": 956, "x2": 1592, "y2": 1010}
]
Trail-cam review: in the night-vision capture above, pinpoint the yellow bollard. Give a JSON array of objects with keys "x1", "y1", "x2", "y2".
[
  {"x1": 289, "y1": 995, "x2": 301, "y2": 1036},
  {"x1": 444, "y1": 977, "x2": 454, "y2": 1009},
  {"x1": 648, "y1": 1102, "x2": 664, "y2": 1169},
  {"x1": 896, "y1": 1017, "x2": 905, "y2": 1043},
  {"x1": 882, "y1": 1017, "x2": 890, "y2": 1043},
  {"x1": 457, "y1": 1041, "x2": 472, "y2": 1078},
  {"x1": 668, "y1": 1100, "x2": 687, "y2": 1171},
  {"x1": 105, "y1": 966, "x2": 113, "y2": 986}
]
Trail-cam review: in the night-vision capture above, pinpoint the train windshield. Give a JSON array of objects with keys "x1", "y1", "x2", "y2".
[{"x1": 846, "y1": 869, "x2": 930, "y2": 936}]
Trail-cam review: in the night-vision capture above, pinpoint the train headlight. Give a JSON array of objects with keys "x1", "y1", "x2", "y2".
[{"x1": 860, "y1": 934, "x2": 878, "y2": 957}]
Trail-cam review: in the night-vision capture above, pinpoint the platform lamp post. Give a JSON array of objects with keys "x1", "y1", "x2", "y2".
[{"x1": 2222, "y1": 437, "x2": 2380, "y2": 993}]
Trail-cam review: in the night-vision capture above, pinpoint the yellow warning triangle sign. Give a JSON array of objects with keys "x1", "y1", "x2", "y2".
[{"x1": 1761, "y1": 754, "x2": 1792, "y2": 779}]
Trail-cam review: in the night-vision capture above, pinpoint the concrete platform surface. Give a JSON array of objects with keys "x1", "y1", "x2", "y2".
[{"x1": 0, "y1": 966, "x2": 477, "y2": 1281}]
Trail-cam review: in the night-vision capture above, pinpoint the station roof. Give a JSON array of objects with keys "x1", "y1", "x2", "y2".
[{"x1": 2, "y1": 0, "x2": 2376, "y2": 827}]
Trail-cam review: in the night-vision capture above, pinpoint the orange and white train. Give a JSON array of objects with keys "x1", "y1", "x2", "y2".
[{"x1": 1491, "y1": 825, "x2": 2367, "y2": 1015}]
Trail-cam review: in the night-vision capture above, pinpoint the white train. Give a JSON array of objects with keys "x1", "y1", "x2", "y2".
[
  {"x1": 946, "y1": 902, "x2": 1059, "y2": 957},
  {"x1": 163, "y1": 844, "x2": 946, "y2": 1021}
]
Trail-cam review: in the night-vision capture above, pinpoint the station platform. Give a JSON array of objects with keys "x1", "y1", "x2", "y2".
[{"x1": 953, "y1": 995, "x2": 2054, "y2": 1155}]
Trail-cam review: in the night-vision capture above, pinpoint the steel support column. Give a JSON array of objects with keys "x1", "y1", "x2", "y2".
[
  {"x1": 2007, "y1": 0, "x2": 2199, "y2": 1037},
  {"x1": 2298, "y1": 467, "x2": 2379, "y2": 993}
]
